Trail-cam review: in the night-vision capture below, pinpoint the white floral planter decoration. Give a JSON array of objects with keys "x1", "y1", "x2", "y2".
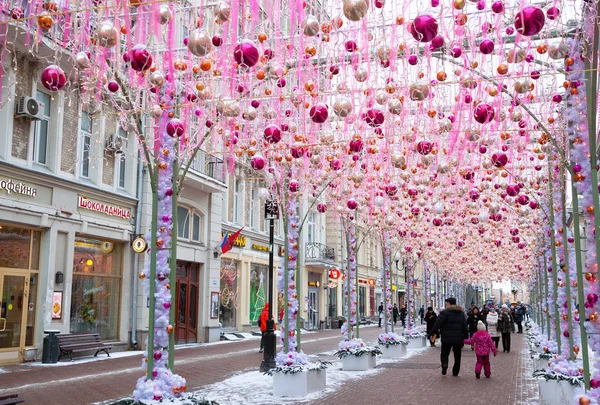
[
  {"x1": 406, "y1": 336, "x2": 427, "y2": 349},
  {"x1": 342, "y1": 354, "x2": 376, "y2": 371},
  {"x1": 537, "y1": 379, "x2": 577, "y2": 405},
  {"x1": 273, "y1": 369, "x2": 327, "y2": 397},
  {"x1": 380, "y1": 344, "x2": 407, "y2": 359}
]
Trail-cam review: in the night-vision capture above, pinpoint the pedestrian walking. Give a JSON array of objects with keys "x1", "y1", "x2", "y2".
[
  {"x1": 515, "y1": 305, "x2": 525, "y2": 333},
  {"x1": 419, "y1": 306, "x2": 425, "y2": 324},
  {"x1": 400, "y1": 305, "x2": 407, "y2": 328},
  {"x1": 432, "y1": 297, "x2": 468, "y2": 376},
  {"x1": 258, "y1": 302, "x2": 271, "y2": 353},
  {"x1": 392, "y1": 303, "x2": 399, "y2": 325},
  {"x1": 497, "y1": 304, "x2": 514, "y2": 353},
  {"x1": 424, "y1": 306, "x2": 438, "y2": 347},
  {"x1": 378, "y1": 302, "x2": 384, "y2": 327},
  {"x1": 463, "y1": 321, "x2": 498, "y2": 378},
  {"x1": 486, "y1": 307, "x2": 501, "y2": 349},
  {"x1": 467, "y1": 306, "x2": 484, "y2": 339}
]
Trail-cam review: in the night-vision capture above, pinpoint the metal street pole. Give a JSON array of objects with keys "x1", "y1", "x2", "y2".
[{"x1": 260, "y1": 197, "x2": 278, "y2": 372}]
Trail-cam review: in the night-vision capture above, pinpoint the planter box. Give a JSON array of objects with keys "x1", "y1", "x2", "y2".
[
  {"x1": 538, "y1": 379, "x2": 578, "y2": 405},
  {"x1": 342, "y1": 354, "x2": 376, "y2": 371},
  {"x1": 406, "y1": 337, "x2": 427, "y2": 349},
  {"x1": 273, "y1": 369, "x2": 327, "y2": 398},
  {"x1": 534, "y1": 358, "x2": 549, "y2": 371},
  {"x1": 380, "y1": 344, "x2": 407, "y2": 359}
]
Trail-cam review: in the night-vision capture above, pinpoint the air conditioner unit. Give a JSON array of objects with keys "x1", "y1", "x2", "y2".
[
  {"x1": 15, "y1": 96, "x2": 44, "y2": 120},
  {"x1": 105, "y1": 134, "x2": 127, "y2": 153}
]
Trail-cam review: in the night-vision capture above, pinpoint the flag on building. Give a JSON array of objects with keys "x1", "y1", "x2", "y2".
[{"x1": 221, "y1": 227, "x2": 244, "y2": 254}]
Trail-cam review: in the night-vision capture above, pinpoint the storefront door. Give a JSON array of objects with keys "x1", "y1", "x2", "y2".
[
  {"x1": 0, "y1": 273, "x2": 29, "y2": 363},
  {"x1": 175, "y1": 262, "x2": 199, "y2": 344},
  {"x1": 308, "y1": 289, "x2": 318, "y2": 330}
]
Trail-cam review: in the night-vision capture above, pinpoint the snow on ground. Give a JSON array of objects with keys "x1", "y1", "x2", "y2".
[
  {"x1": 0, "y1": 368, "x2": 9, "y2": 374},
  {"x1": 100, "y1": 346, "x2": 431, "y2": 405},
  {"x1": 24, "y1": 350, "x2": 144, "y2": 367}
]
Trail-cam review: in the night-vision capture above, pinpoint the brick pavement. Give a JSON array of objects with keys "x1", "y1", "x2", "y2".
[
  {"x1": 312, "y1": 331, "x2": 537, "y2": 405},
  {"x1": 0, "y1": 326, "x2": 536, "y2": 405}
]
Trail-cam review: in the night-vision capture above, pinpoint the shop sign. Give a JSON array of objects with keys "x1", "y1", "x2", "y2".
[
  {"x1": 221, "y1": 231, "x2": 246, "y2": 247},
  {"x1": 252, "y1": 243, "x2": 269, "y2": 252},
  {"x1": 0, "y1": 178, "x2": 37, "y2": 197},
  {"x1": 78, "y1": 196, "x2": 131, "y2": 219},
  {"x1": 327, "y1": 282, "x2": 337, "y2": 289},
  {"x1": 132, "y1": 236, "x2": 148, "y2": 253},
  {"x1": 368, "y1": 279, "x2": 375, "y2": 286},
  {"x1": 278, "y1": 245, "x2": 285, "y2": 256},
  {"x1": 329, "y1": 269, "x2": 341, "y2": 279},
  {"x1": 308, "y1": 281, "x2": 320, "y2": 287}
]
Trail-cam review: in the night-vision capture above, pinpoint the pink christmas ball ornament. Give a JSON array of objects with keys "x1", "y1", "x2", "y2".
[
  {"x1": 129, "y1": 45, "x2": 153, "y2": 71},
  {"x1": 10, "y1": 7, "x2": 23, "y2": 19},
  {"x1": 364, "y1": 108, "x2": 385, "y2": 127},
  {"x1": 491, "y1": 152, "x2": 508, "y2": 167},
  {"x1": 409, "y1": 15, "x2": 438, "y2": 43},
  {"x1": 514, "y1": 7, "x2": 545, "y2": 36},
  {"x1": 347, "y1": 199, "x2": 358, "y2": 210},
  {"x1": 479, "y1": 40, "x2": 495, "y2": 54},
  {"x1": 547, "y1": 7, "x2": 560, "y2": 20},
  {"x1": 41, "y1": 65, "x2": 67, "y2": 91},
  {"x1": 263, "y1": 125, "x2": 282, "y2": 143},
  {"x1": 233, "y1": 40, "x2": 260, "y2": 68},
  {"x1": 166, "y1": 119, "x2": 185, "y2": 137},
  {"x1": 107, "y1": 81, "x2": 119, "y2": 92},
  {"x1": 349, "y1": 138, "x2": 364, "y2": 153},
  {"x1": 473, "y1": 103, "x2": 495, "y2": 124},
  {"x1": 310, "y1": 103, "x2": 329, "y2": 123},
  {"x1": 317, "y1": 203, "x2": 327, "y2": 213},
  {"x1": 416, "y1": 140, "x2": 433, "y2": 155},
  {"x1": 250, "y1": 155, "x2": 266, "y2": 170}
]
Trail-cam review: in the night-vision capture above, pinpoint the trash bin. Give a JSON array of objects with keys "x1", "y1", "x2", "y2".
[{"x1": 42, "y1": 330, "x2": 60, "y2": 363}]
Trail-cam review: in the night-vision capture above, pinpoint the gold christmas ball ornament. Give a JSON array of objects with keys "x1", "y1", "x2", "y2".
[{"x1": 96, "y1": 20, "x2": 120, "y2": 48}]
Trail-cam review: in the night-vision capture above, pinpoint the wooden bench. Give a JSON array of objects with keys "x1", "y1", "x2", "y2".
[
  {"x1": 0, "y1": 394, "x2": 25, "y2": 405},
  {"x1": 57, "y1": 333, "x2": 112, "y2": 361}
]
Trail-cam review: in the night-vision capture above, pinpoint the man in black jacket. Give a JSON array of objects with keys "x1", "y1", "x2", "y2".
[{"x1": 432, "y1": 297, "x2": 468, "y2": 377}]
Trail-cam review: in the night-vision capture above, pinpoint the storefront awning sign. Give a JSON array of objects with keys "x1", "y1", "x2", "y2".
[{"x1": 329, "y1": 269, "x2": 341, "y2": 279}]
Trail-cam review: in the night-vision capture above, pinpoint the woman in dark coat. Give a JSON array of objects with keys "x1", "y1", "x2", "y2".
[
  {"x1": 467, "y1": 306, "x2": 484, "y2": 338},
  {"x1": 424, "y1": 306, "x2": 438, "y2": 346}
]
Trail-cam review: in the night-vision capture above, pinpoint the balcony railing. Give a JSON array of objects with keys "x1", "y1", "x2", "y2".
[
  {"x1": 190, "y1": 150, "x2": 226, "y2": 184},
  {"x1": 305, "y1": 242, "x2": 335, "y2": 262}
]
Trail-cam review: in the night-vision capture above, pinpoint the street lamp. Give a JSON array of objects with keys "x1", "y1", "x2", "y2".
[{"x1": 260, "y1": 196, "x2": 278, "y2": 372}]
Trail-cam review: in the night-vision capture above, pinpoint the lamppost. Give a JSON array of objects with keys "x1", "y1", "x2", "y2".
[{"x1": 260, "y1": 196, "x2": 278, "y2": 372}]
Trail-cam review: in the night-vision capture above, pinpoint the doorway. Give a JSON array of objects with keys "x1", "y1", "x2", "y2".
[
  {"x1": 0, "y1": 272, "x2": 29, "y2": 363},
  {"x1": 308, "y1": 289, "x2": 319, "y2": 330},
  {"x1": 175, "y1": 262, "x2": 199, "y2": 344}
]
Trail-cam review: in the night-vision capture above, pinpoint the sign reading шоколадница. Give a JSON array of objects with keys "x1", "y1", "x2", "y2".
[{"x1": 78, "y1": 196, "x2": 131, "y2": 219}]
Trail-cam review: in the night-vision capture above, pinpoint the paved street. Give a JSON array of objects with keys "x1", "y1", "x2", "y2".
[{"x1": 0, "y1": 326, "x2": 537, "y2": 405}]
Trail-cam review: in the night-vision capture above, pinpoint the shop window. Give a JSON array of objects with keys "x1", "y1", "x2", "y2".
[
  {"x1": 70, "y1": 237, "x2": 122, "y2": 340},
  {"x1": 0, "y1": 226, "x2": 42, "y2": 270},
  {"x1": 116, "y1": 128, "x2": 127, "y2": 189},
  {"x1": 26, "y1": 274, "x2": 38, "y2": 346},
  {"x1": 219, "y1": 259, "x2": 238, "y2": 328},
  {"x1": 328, "y1": 286, "x2": 337, "y2": 319},
  {"x1": 307, "y1": 212, "x2": 316, "y2": 243},
  {"x1": 249, "y1": 264, "x2": 268, "y2": 324}
]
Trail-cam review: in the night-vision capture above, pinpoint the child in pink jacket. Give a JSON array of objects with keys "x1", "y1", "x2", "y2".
[{"x1": 464, "y1": 320, "x2": 498, "y2": 378}]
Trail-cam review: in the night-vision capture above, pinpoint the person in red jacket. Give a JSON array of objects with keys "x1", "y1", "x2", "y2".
[
  {"x1": 463, "y1": 321, "x2": 498, "y2": 378},
  {"x1": 258, "y1": 303, "x2": 273, "y2": 353}
]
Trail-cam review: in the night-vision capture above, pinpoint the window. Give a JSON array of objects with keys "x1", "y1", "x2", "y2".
[
  {"x1": 177, "y1": 206, "x2": 204, "y2": 244},
  {"x1": 80, "y1": 112, "x2": 92, "y2": 178},
  {"x1": 249, "y1": 188, "x2": 256, "y2": 229},
  {"x1": 233, "y1": 179, "x2": 242, "y2": 224},
  {"x1": 34, "y1": 91, "x2": 51, "y2": 165},
  {"x1": 117, "y1": 154, "x2": 126, "y2": 188},
  {"x1": 70, "y1": 237, "x2": 122, "y2": 340},
  {"x1": 307, "y1": 212, "x2": 316, "y2": 243}
]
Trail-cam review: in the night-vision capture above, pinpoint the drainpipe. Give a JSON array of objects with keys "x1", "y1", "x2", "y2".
[{"x1": 131, "y1": 151, "x2": 145, "y2": 348}]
